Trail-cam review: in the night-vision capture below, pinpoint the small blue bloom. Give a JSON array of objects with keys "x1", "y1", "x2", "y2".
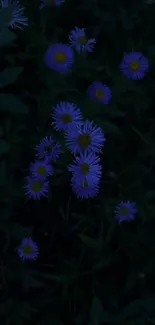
[
  {"x1": 17, "y1": 237, "x2": 39, "y2": 261},
  {"x1": 30, "y1": 159, "x2": 53, "y2": 181},
  {"x1": 35, "y1": 136, "x2": 62, "y2": 162},
  {"x1": 65, "y1": 120, "x2": 106, "y2": 155},
  {"x1": 24, "y1": 176, "x2": 49, "y2": 200},
  {"x1": 88, "y1": 81, "x2": 111, "y2": 104},
  {"x1": 120, "y1": 52, "x2": 149, "y2": 80},
  {"x1": 51, "y1": 101, "x2": 83, "y2": 131},
  {"x1": 0, "y1": 0, "x2": 28, "y2": 30},
  {"x1": 40, "y1": 0, "x2": 64, "y2": 9},
  {"x1": 44, "y1": 43, "x2": 74, "y2": 73},
  {"x1": 68, "y1": 152, "x2": 102, "y2": 183},
  {"x1": 69, "y1": 26, "x2": 96, "y2": 54},
  {"x1": 114, "y1": 200, "x2": 137, "y2": 223},
  {"x1": 71, "y1": 176, "x2": 100, "y2": 199}
]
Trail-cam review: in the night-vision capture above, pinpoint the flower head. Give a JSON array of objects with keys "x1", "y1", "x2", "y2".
[
  {"x1": 71, "y1": 176, "x2": 100, "y2": 199},
  {"x1": 0, "y1": 0, "x2": 28, "y2": 30},
  {"x1": 35, "y1": 136, "x2": 62, "y2": 162},
  {"x1": 17, "y1": 238, "x2": 39, "y2": 261},
  {"x1": 30, "y1": 159, "x2": 53, "y2": 181},
  {"x1": 44, "y1": 43, "x2": 74, "y2": 73},
  {"x1": 68, "y1": 152, "x2": 102, "y2": 183},
  {"x1": 120, "y1": 52, "x2": 149, "y2": 80},
  {"x1": 88, "y1": 82, "x2": 111, "y2": 104},
  {"x1": 65, "y1": 120, "x2": 106, "y2": 155},
  {"x1": 69, "y1": 27, "x2": 96, "y2": 54},
  {"x1": 40, "y1": 0, "x2": 64, "y2": 9},
  {"x1": 24, "y1": 176, "x2": 49, "y2": 200},
  {"x1": 114, "y1": 200, "x2": 137, "y2": 223},
  {"x1": 51, "y1": 101, "x2": 83, "y2": 131}
]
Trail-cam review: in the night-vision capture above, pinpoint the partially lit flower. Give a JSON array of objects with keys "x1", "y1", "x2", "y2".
[
  {"x1": 35, "y1": 136, "x2": 62, "y2": 162},
  {"x1": 40, "y1": 0, "x2": 64, "y2": 9},
  {"x1": 0, "y1": 0, "x2": 28, "y2": 30},
  {"x1": 17, "y1": 237, "x2": 39, "y2": 260},
  {"x1": 51, "y1": 101, "x2": 83, "y2": 131},
  {"x1": 30, "y1": 159, "x2": 53, "y2": 180},
  {"x1": 88, "y1": 81, "x2": 111, "y2": 104},
  {"x1": 44, "y1": 43, "x2": 74, "y2": 73},
  {"x1": 24, "y1": 176, "x2": 49, "y2": 200},
  {"x1": 114, "y1": 200, "x2": 137, "y2": 223},
  {"x1": 71, "y1": 176, "x2": 100, "y2": 199},
  {"x1": 120, "y1": 52, "x2": 149, "y2": 80},
  {"x1": 69, "y1": 26, "x2": 96, "y2": 54}
]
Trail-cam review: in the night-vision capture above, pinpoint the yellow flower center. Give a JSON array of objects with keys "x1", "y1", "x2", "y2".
[
  {"x1": 95, "y1": 89, "x2": 104, "y2": 99},
  {"x1": 78, "y1": 133, "x2": 91, "y2": 149},
  {"x1": 31, "y1": 181, "x2": 43, "y2": 193},
  {"x1": 37, "y1": 166, "x2": 47, "y2": 176},
  {"x1": 82, "y1": 180, "x2": 89, "y2": 188},
  {"x1": 78, "y1": 36, "x2": 88, "y2": 45},
  {"x1": 120, "y1": 208, "x2": 129, "y2": 216},
  {"x1": 80, "y1": 163, "x2": 90, "y2": 174},
  {"x1": 130, "y1": 61, "x2": 140, "y2": 71},
  {"x1": 22, "y1": 244, "x2": 32, "y2": 255},
  {"x1": 55, "y1": 52, "x2": 67, "y2": 64},
  {"x1": 62, "y1": 114, "x2": 72, "y2": 124}
]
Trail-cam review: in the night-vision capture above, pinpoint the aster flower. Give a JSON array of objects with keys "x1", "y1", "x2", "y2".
[
  {"x1": 71, "y1": 176, "x2": 100, "y2": 199},
  {"x1": 120, "y1": 52, "x2": 149, "y2": 80},
  {"x1": 24, "y1": 176, "x2": 49, "y2": 200},
  {"x1": 69, "y1": 26, "x2": 96, "y2": 54},
  {"x1": 114, "y1": 200, "x2": 137, "y2": 223},
  {"x1": 65, "y1": 120, "x2": 106, "y2": 155},
  {"x1": 51, "y1": 101, "x2": 83, "y2": 132},
  {"x1": 0, "y1": 0, "x2": 28, "y2": 30},
  {"x1": 35, "y1": 136, "x2": 62, "y2": 162},
  {"x1": 44, "y1": 43, "x2": 74, "y2": 73},
  {"x1": 17, "y1": 237, "x2": 39, "y2": 261},
  {"x1": 68, "y1": 152, "x2": 102, "y2": 184},
  {"x1": 40, "y1": 0, "x2": 64, "y2": 9},
  {"x1": 30, "y1": 158, "x2": 53, "y2": 181},
  {"x1": 88, "y1": 81, "x2": 111, "y2": 104}
]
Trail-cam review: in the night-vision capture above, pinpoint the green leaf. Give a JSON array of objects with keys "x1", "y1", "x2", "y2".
[
  {"x1": 78, "y1": 233, "x2": 100, "y2": 250},
  {"x1": 0, "y1": 94, "x2": 28, "y2": 114},
  {"x1": 0, "y1": 8, "x2": 12, "y2": 29},
  {"x1": 90, "y1": 296, "x2": 104, "y2": 325},
  {"x1": 0, "y1": 139, "x2": 9, "y2": 155},
  {"x1": 0, "y1": 28, "x2": 17, "y2": 46},
  {"x1": 0, "y1": 67, "x2": 23, "y2": 87}
]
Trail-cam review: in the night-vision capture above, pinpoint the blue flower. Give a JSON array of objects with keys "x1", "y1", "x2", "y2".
[
  {"x1": 17, "y1": 237, "x2": 39, "y2": 261},
  {"x1": 44, "y1": 43, "x2": 74, "y2": 73},
  {"x1": 88, "y1": 81, "x2": 111, "y2": 104},
  {"x1": 35, "y1": 136, "x2": 62, "y2": 162},
  {"x1": 71, "y1": 176, "x2": 100, "y2": 199},
  {"x1": 69, "y1": 26, "x2": 96, "y2": 54},
  {"x1": 68, "y1": 152, "x2": 102, "y2": 184},
  {"x1": 65, "y1": 120, "x2": 106, "y2": 155},
  {"x1": 0, "y1": 0, "x2": 28, "y2": 30},
  {"x1": 114, "y1": 200, "x2": 137, "y2": 223},
  {"x1": 40, "y1": 0, "x2": 64, "y2": 9},
  {"x1": 120, "y1": 52, "x2": 149, "y2": 80},
  {"x1": 30, "y1": 159, "x2": 53, "y2": 181},
  {"x1": 24, "y1": 176, "x2": 49, "y2": 200},
  {"x1": 51, "y1": 101, "x2": 83, "y2": 131}
]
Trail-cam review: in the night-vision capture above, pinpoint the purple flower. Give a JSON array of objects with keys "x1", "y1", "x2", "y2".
[
  {"x1": 35, "y1": 136, "x2": 62, "y2": 162},
  {"x1": 1, "y1": 0, "x2": 28, "y2": 30},
  {"x1": 88, "y1": 82, "x2": 111, "y2": 104},
  {"x1": 71, "y1": 176, "x2": 100, "y2": 199},
  {"x1": 44, "y1": 43, "x2": 74, "y2": 73},
  {"x1": 40, "y1": 0, "x2": 64, "y2": 9},
  {"x1": 69, "y1": 26, "x2": 96, "y2": 54},
  {"x1": 68, "y1": 152, "x2": 102, "y2": 183},
  {"x1": 114, "y1": 200, "x2": 137, "y2": 223},
  {"x1": 24, "y1": 176, "x2": 49, "y2": 200},
  {"x1": 51, "y1": 101, "x2": 83, "y2": 131},
  {"x1": 65, "y1": 120, "x2": 106, "y2": 155},
  {"x1": 30, "y1": 159, "x2": 53, "y2": 181},
  {"x1": 17, "y1": 238, "x2": 39, "y2": 261},
  {"x1": 120, "y1": 52, "x2": 149, "y2": 80}
]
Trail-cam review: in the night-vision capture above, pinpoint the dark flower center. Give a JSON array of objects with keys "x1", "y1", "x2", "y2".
[
  {"x1": 55, "y1": 52, "x2": 67, "y2": 63},
  {"x1": 130, "y1": 60, "x2": 140, "y2": 71},
  {"x1": 78, "y1": 133, "x2": 91, "y2": 149},
  {"x1": 62, "y1": 114, "x2": 72, "y2": 123},
  {"x1": 22, "y1": 244, "x2": 32, "y2": 255},
  {"x1": 78, "y1": 36, "x2": 88, "y2": 45},
  {"x1": 80, "y1": 163, "x2": 90, "y2": 174},
  {"x1": 31, "y1": 181, "x2": 42, "y2": 192}
]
